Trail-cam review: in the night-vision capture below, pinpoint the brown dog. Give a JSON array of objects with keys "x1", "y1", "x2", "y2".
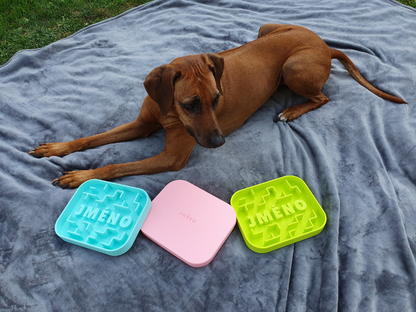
[{"x1": 29, "y1": 24, "x2": 406, "y2": 188}]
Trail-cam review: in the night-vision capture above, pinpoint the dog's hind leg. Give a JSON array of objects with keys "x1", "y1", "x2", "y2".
[
  {"x1": 275, "y1": 51, "x2": 332, "y2": 122},
  {"x1": 275, "y1": 92, "x2": 329, "y2": 122}
]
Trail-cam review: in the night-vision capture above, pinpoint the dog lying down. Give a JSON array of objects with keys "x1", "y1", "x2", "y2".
[{"x1": 29, "y1": 23, "x2": 406, "y2": 189}]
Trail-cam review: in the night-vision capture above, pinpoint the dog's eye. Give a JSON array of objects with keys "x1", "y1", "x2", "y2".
[
  {"x1": 183, "y1": 103, "x2": 195, "y2": 110},
  {"x1": 179, "y1": 100, "x2": 199, "y2": 113},
  {"x1": 180, "y1": 102, "x2": 195, "y2": 111}
]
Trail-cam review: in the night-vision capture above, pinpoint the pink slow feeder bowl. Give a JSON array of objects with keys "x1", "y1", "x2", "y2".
[{"x1": 141, "y1": 180, "x2": 236, "y2": 268}]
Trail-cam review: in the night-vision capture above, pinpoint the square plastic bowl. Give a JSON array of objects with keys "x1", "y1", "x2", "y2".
[
  {"x1": 55, "y1": 179, "x2": 151, "y2": 256},
  {"x1": 141, "y1": 180, "x2": 236, "y2": 268},
  {"x1": 230, "y1": 176, "x2": 326, "y2": 253}
]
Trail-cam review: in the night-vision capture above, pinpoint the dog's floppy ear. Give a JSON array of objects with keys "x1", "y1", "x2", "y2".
[
  {"x1": 144, "y1": 65, "x2": 181, "y2": 116},
  {"x1": 206, "y1": 53, "x2": 224, "y2": 95}
]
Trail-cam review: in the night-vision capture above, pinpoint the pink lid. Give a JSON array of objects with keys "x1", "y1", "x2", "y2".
[{"x1": 141, "y1": 180, "x2": 236, "y2": 267}]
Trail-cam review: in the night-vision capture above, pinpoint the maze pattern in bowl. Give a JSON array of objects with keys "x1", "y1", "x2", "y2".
[
  {"x1": 230, "y1": 176, "x2": 326, "y2": 253},
  {"x1": 55, "y1": 179, "x2": 151, "y2": 256}
]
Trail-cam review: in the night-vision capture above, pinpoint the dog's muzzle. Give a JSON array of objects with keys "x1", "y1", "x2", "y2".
[
  {"x1": 208, "y1": 134, "x2": 225, "y2": 148},
  {"x1": 186, "y1": 126, "x2": 224, "y2": 148}
]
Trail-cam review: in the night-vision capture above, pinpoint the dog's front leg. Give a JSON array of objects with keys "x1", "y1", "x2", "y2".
[
  {"x1": 29, "y1": 96, "x2": 162, "y2": 158},
  {"x1": 29, "y1": 119, "x2": 161, "y2": 158},
  {"x1": 52, "y1": 124, "x2": 196, "y2": 188}
]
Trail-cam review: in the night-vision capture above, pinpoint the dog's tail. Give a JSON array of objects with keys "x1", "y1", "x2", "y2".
[{"x1": 331, "y1": 48, "x2": 407, "y2": 104}]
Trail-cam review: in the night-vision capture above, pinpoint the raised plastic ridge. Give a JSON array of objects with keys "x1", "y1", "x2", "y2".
[
  {"x1": 55, "y1": 179, "x2": 151, "y2": 256},
  {"x1": 230, "y1": 176, "x2": 327, "y2": 253}
]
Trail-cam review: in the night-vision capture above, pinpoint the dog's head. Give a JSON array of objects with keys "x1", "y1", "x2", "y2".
[{"x1": 144, "y1": 53, "x2": 225, "y2": 148}]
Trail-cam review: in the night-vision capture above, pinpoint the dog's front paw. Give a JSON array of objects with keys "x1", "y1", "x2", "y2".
[
  {"x1": 52, "y1": 170, "x2": 95, "y2": 189},
  {"x1": 29, "y1": 142, "x2": 73, "y2": 158}
]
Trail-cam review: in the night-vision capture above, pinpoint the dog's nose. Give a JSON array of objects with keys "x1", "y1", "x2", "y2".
[{"x1": 210, "y1": 135, "x2": 225, "y2": 148}]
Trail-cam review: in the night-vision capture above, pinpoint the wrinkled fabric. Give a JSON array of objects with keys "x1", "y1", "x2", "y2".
[{"x1": 1, "y1": 0, "x2": 415, "y2": 311}]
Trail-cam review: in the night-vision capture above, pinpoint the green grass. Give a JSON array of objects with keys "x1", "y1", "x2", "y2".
[
  {"x1": 0, "y1": 0, "x2": 152, "y2": 65},
  {"x1": 0, "y1": 0, "x2": 415, "y2": 66},
  {"x1": 399, "y1": 0, "x2": 416, "y2": 8}
]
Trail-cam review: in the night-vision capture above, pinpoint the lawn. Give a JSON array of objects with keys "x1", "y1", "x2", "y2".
[
  {"x1": 400, "y1": 0, "x2": 416, "y2": 7},
  {"x1": 0, "y1": 0, "x2": 415, "y2": 65},
  {"x1": 0, "y1": 0, "x2": 152, "y2": 65}
]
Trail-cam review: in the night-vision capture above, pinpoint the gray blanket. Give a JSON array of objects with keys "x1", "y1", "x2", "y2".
[{"x1": 1, "y1": 0, "x2": 415, "y2": 311}]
